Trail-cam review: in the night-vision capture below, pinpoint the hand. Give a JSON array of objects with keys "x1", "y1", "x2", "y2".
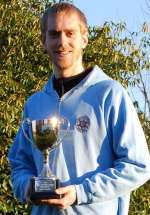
[
  {"x1": 25, "y1": 178, "x2": 33, "y2": 204},
  {"x1": 38, "y1": 185, "x2": 77, "y2": 209}
]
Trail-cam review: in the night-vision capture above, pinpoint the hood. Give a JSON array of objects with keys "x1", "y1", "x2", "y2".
[{"x1": 43, "y1": 65, "x2": 112, "y2": 95}]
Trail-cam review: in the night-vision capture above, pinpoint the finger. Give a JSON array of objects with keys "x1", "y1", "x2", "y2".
[
  {"x1": 55, "y1": 185, "x2": 73, "y2": 194},
  {"x1": 40, "y1": 195, "x2": 70, "y2": 208},
  {"x1": 40, "y1": 198, "x2": 63, "y2": 205}
]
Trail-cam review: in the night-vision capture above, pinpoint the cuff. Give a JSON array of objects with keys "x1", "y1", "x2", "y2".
[{"x1": 75, "y1": 183, "x2": 92, "y2": 205}]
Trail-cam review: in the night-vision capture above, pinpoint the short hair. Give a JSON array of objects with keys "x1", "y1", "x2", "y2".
[{"x1": 40, "y1": 2, "x2": 88, "y2": 43}]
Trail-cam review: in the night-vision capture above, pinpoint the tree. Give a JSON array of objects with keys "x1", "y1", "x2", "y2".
[
  {"x1": 128, "y1": 20, "x2": 150, "y2": 147},
  {"x1": 0, "y1": 0, "x2": 51, "y2": 213},
  {"x1": 0, "y1": 0, "x2": 149, "y2": 214},
  {"x1": 84, "y1": 23, "x2": 148, "y2": 85},
  {"x1": 131, "y1": 71, "x2": 150, "y2": 119},
  {"x1": 145, "y1": 0, "x2": 150, "y2": 17}
]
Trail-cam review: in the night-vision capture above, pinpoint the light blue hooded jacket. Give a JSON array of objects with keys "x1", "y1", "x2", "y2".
[{"x1": 8, "y1": 66, "x2": 150, "y2": 215}]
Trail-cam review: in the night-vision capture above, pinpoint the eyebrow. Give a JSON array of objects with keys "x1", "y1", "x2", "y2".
[{"x1": 48, "y1": 28, "x2": 77, "y2": 32}]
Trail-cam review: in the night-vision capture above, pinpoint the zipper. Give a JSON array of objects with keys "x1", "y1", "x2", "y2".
[{"x1": 58, "y1": 79, "x2": 64, "y2": 115}]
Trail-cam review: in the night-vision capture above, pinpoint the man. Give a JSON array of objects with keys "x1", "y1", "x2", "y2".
[{"x1": 8, "y1": 2, "x2": 150, "y2": 215}]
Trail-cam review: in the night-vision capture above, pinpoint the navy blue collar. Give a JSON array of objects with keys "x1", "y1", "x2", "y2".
[{"x1": 53, "y1": 67, "x2": 92, "y2": 97}]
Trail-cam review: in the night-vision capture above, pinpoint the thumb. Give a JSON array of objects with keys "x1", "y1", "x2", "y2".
[{"x1": 55, "y1": 186, "x2": 71, "y2": 194}]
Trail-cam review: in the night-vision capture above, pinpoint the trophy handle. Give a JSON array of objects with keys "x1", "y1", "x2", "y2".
[
  {"x1": 56, "y1": 117, "x2": 70, "y2": 145},
  {"x1": 21, "y1": 118, "x2": 33, "y2": 144}
]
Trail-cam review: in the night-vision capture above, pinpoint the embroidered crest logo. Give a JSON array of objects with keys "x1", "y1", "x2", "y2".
[{"x1": 76, "y1": 115, "x2": 90, "y2": 133}]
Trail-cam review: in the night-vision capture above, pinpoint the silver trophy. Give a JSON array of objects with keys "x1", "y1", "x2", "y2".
[{"x1": 22, "y1": 116, "x2": 69, "y2": 200}]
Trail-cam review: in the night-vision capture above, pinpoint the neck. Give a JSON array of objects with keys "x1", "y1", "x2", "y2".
[{"x1": 53, "y1": 59, "x2": 85, "y2": 79}]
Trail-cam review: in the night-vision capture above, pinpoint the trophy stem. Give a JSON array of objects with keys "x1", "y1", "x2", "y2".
[
  {"x1": 40, "y1": 149, "x2": 52, "y2": 178},
  {"x1": 43, "y1": 149, "x2": 49, "y2": 164}
]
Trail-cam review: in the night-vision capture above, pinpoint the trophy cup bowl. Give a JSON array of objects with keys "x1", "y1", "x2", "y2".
[{"x1": 22, "y1": 116, "x2": 69, "y2": 201}]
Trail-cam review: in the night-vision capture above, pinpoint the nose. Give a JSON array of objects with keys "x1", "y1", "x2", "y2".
[{"x1": 57, "y1": 32, "x2": 67, "y2": 47}]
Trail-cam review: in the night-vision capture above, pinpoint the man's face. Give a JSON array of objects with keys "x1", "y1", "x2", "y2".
[{"x1": 43, "y1": 12, "x2": 88, "y2": 75}]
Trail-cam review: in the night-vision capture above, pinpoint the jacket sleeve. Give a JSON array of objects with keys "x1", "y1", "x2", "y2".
[
  {"x1": 75, "y1": 82, "x2": 150, "y2": 205},
  {"x1": 8, "y1": 109, "x2": 37, "y2": 203}
]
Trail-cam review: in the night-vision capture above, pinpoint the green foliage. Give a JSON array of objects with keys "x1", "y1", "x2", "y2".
[
  {"x1": 84, "y1": 22, "x2": 150, "y2": 86},
  {"x1": 0, "y1": 0, "x2": 51, "y2": 213},
  {"x1": 0, "y1": 0, "x2": 150, "y2": 214},
  {"x1": 130, "y1": 181, "x2": 150, "y2": 215},
  {"x1": 138, "y1": 113, "x2": 150, "y2": 147}
]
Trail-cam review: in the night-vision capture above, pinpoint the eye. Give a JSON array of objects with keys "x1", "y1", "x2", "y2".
[
  {"x1": 48, "y1": 31, "x2": 59, "y2": 38},
  {"x1": 66, "y1": 31, "x2": 75, "y2": 37}
]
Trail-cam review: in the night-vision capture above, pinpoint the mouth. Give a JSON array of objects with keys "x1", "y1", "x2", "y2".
[{"x1": 55, "y1": 50, "x2": 72, "y2": 56}]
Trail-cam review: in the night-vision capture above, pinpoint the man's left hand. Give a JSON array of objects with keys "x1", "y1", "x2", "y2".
[{"x1": 36, "y1": 185, "x2": 77, "y2": 209}]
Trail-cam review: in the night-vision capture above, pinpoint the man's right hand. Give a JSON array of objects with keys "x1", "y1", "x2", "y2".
[{"x1": 25, "y1": 178, "x2": 34, "y2": 204}]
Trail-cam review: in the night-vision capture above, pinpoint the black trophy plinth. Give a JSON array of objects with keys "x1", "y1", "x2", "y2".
[{"x1": 30, "y1": 177, "x2": 61, "y2": 201}]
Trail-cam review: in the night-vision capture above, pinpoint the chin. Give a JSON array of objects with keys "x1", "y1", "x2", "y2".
[{"x1": 56, "y1": 63, "x2": 73, "y2": 71}]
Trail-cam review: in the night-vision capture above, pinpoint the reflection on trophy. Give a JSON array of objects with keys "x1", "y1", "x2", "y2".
[{"x1": 22, "y1": 116, "x2": 69, "y2": 200}]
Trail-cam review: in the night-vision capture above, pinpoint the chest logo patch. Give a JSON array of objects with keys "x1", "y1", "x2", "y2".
[{"x1": 76, "y1": 115, "x2": 90, "y2": 133}]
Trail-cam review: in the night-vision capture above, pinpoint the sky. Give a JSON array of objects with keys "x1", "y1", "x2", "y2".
[{"x1": 74, "y1": 0, "x2": 149, "y2": 31}]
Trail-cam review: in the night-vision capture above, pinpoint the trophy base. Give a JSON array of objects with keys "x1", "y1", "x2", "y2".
[{"x1": 30, "y1": 177, "x2": 62, "y2": 201}]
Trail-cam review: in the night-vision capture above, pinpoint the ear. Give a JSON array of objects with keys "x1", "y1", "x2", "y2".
[
  {"x1": 42, "y1": 43, "x2": 47, "y2": 52},
  {"x1": 82, "y1": 31, "x2": 88, "y2": 49},
  {"x1": 40, "y1": 33, "x2": 47, "y2": 53},
  {"x1": 42, "y1": 39, "x2": 48, "y2": 54}
]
